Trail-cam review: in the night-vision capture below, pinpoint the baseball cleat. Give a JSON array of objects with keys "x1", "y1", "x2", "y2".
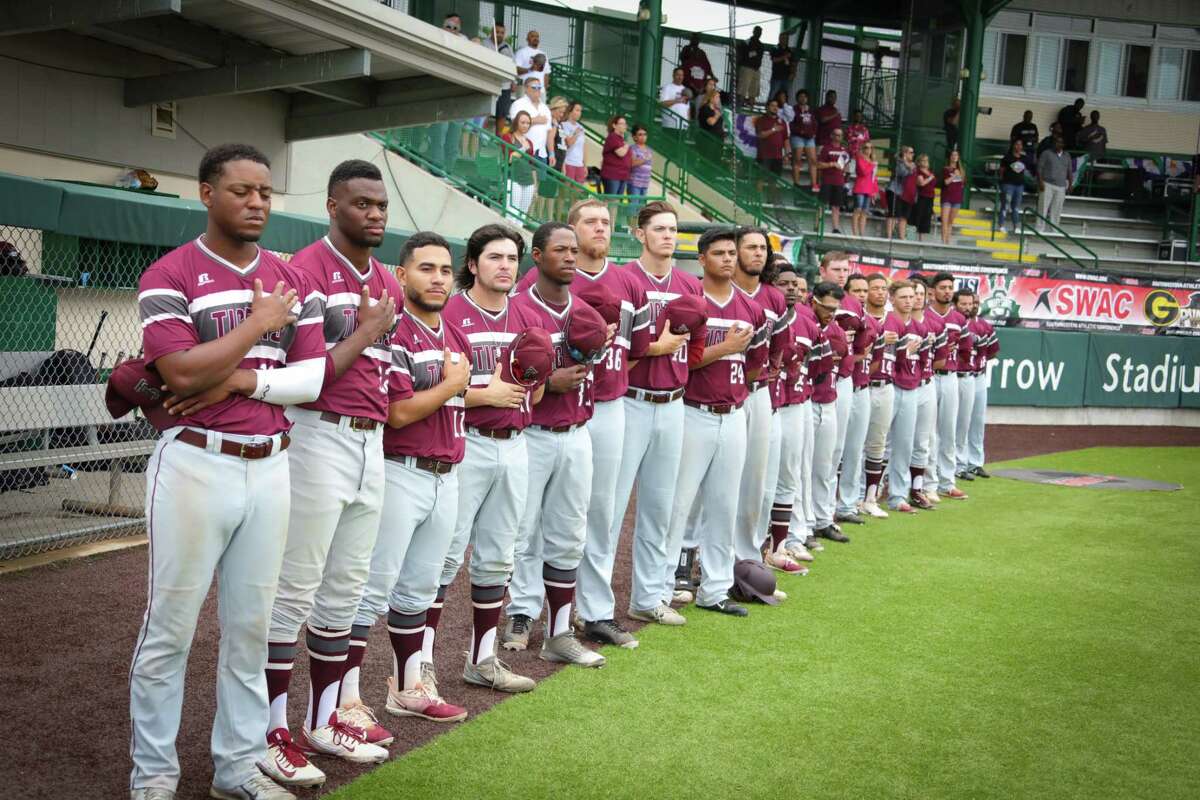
[
  {"x1": 835, "y1": 511, "x2": 866, "y2": 525},
  {"x1": 540, "y1": 631, "x2": 606, "y2": 668},
  {"x1": 861, "y1": 501, "x2": 889, "y2": 519},
  {"x1": 336, "y1": 702, "x2": 394, "y2": 747},
  {"x1": 909, "y1": 492, "x2": 935, "y2": 510},
  {"x1": 500, "y1": 614, "x2": 532, "y2": 651},
  {"x1": 971, "y1": 466, "x2": 991, "y2": 478},
  {"x1": 209, "y1": 774, "x2": 295, "y2": 800},
  {"x1": 815, "y1": 526, "x2": 850, "y2": 543},
  {"x1": 956, "y1": 470, "x2": 975, "y2": 482},
  {"x1": 385, "y1": 677, "x2": 468, "y2": 723},
  {"x1": 944, "y1": 487, "x2": 969, "y2": 500},
  {"x1": 696, "y1": 599, "x2": 749, "y2": 617},
  {"x1": 764, "y1": 549, "x2": 808, "y2": 576},
  {"x1": 629, "y1": 603, "x2": 687, "y2": 626},
  {"x1": 803, "y1": 535, "x2": 825, "y2": 552},
  {"x1": 298, "y1": 715, "x2": 388, "y2": 764},
  {"x1": 583, "y1": 619, "x2": 639, "y2": 649},
  {"x1": 670, "y1": 589, "x2": 694, "y2": 606},
  {"x1": 419, "y1": 661, "x2": 439, "y2": 697},
  {"x1": 464, "y1": 653, "x2": 536, "y2": 693},
  {"x1": 890, "y1": 501, "x2": 917, "y2": 514},
  {"x1": 258, "y1": 728, "x2": 326, "y2": 787},
  {"x1": 782, "y1": 542, "x2": 814, "y2": 563},
  {"x1": 131, "y1": 790, "x2": 176, "y2": 800},
  {"x1": 925, "y1": 489, "x2": 942, "y2": 503}
]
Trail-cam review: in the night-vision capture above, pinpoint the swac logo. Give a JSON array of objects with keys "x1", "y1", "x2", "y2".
[{"x1": 1144, "y1": 289, "x2": 1180, "y2": 327}]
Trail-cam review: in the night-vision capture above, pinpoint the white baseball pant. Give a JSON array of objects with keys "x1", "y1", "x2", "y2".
[
  {"x1": 731, "y1": 385, "x2": 775, "y2": 560},
  {"x1": 864, "y1": 383, "x2": 894, "y2": 464},
  {"x1": 130, "y1": 428, "x2": 290, "y2": 794},
  {"x1": 442, "y1": 430, "x2": 529, "y2": 588},
  {"x1": 831, "y1": 375, "x2": 854, "y2": 476},
  {"x1": 956, "y1": 374, "x2": 977, "y2": 474},
  {"x1": 755, "y1": 407, "x2": 783, "y2": 552},
  {"x1": 507, "y1": 426, "x2": 593, "y2": 621},
  {"x1": 968, "y1": 372, "x2": 989, "y2": 470},
  {"x1": 774, "y1": 401, "x2": 813, "y2": 548},
  {"x1": 577, "y1": 399, "x2": 628, "y2": 623},
  {"x1": 911, "y1": 380, "x2": 936, "y2": 469},
  {"x1": 934, "y1": 373, "x2": 959, "y2": 492},
  {"x1": 810, "y1": 401, "x2": 839, "y2": 530},
  {"x1": 887, "y1": 387, "x2": 919, "y2": 507},
  {"x1": 611, "y1": 395, "x2": 685, "y2": 614},
  {"x1": 663, "y1": 405, "x2": 748, "y2": 607},
  {"x1": 836, "y1": 386, "x2": 871, "y2": 516}
]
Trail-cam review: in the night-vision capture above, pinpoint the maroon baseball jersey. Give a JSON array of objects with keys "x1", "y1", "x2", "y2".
[
  {"x1": 443, "y1": 291, "x2": 540, "y2": 431},
  {"x1": 811, "y1": 320, "x2": 844, "y2": 404},
  {"x1": 510, "y1": 286, "x2": 595, "y2": 427},
  {"x1": 852, "y1": 312, "x2": 880, "y2": 389},
  {"x1": 955, "y1": 318, "x2": 977, "y2": 374},
  {"x1": 778, "y1": 306, "x2": 820, "y2": 407},
  {"x1": 384, "y1": 310, "x2": 470, "y2": 462},
  {"x1": 868, "y1": 311, "x2": 904, "y2": 383},
  {"x1": 735, "y1": 281, "x2": 789, "y2": 385},
  {"x1": 624, "y1": 260, "x2": 704, "y2": 392},
  {"x1": 893, "y1": 315, "x2": 923, "y2": 390},
  {"x1": 834, "y1": 293, "x2": 870, "y2": 380},
  {"x1": 970, "y1": 317, "x2": 997, "y2": 373},
  {"x1": 138, "y1": 238, "x2": 325, "y2": 436},
  {"x1": 685, "y1": 288, "x2": 766, "y2": 406},
  {"x1": 290, "y1": 237, "x2": 401, "y2": 423},
  {"x1": 922, "y1": 307, "x2": 948, "y2": 372},
  {"x1": 927, "y1": 305, "x2": 967, "y2": 371},
  {"x1": 914, "y1": 315, "x2": 935, "y2": 380}
]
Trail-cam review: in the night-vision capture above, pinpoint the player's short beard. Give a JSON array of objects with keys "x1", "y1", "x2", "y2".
[
  {"x1": 579, "y1": 240, "x2": 608, "y2": 262},
  {"x1": 738, "y1": 260, "x2": 763, "y2": 277},
  {"x1": 407, "y1": 290, "x2": 445, "y2": 314}
]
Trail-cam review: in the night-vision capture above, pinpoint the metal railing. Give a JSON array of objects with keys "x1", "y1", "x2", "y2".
[{"x1": 1017, "y1": 206, "x2": 1100, "y2": 272}]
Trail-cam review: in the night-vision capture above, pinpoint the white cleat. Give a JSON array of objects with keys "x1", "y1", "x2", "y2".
[
  {"x1": 257, "y1": 728, "x2": 326, "y2": 788},
  {"x1": 209, "y1": 775, "x2": 295, "y2": 800},
  {"x1": 298, "y1": 716, "x2": 388, "y2": 764},
  {"x1": 862, "y1": 501, "x2": 890, "y2": 519}
]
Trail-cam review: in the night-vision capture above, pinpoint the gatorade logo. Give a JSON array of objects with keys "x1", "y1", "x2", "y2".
[{"x1": 1144, "y1": 290, "x2": 1180, "y2": 327}]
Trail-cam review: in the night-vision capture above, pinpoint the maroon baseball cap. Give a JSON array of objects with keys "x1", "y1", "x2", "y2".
[
  {"x1": 566, "y1": 300, "x2": 607, "y2": 364},
  {"x1": 575, "y1": 282, "x2": 621, "y2": 326},
  {"x1": 661, "y1": 294, "x2": 708, "y2": 334},
  {"x1": 502, "y1": 328, "x2": 554, "y2": 388},
  {"x1": 105, "y1": 358, "x2": 174, "y2": 431},
  {"x1": 731, "y1": 559, "x2": 779, "y2": 606}
]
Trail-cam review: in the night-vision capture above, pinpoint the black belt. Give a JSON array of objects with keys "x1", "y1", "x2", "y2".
[
  {"x1": 956, "y1": 372, "x2": 970, "y2": 378},
  {"x1": 385, "y1": 454, "x2": 456, "y2": 474},
  {"x1": 920, "y1": 377, "x2": 931, "y2": 385},
  {"x1": 934, "y1": 369, "x2": 953, "y2": 376},
  {"x1": 319, "y1": 411, "x2": 379, "y2": 431},
  {"x1": 625, "y1": 387, "x2": 684, "y2": 404},
  {"x1": 683, "y1": 399, "x2": 743, "y2": 415},
  {"x1": 533, "y1": 422, "x2": 586, "y2": 433},
  {"x1": 469, "y1": 426, "x2": 520, "y2": 440},
  {"x1": 869, "y1": 379, "x2": 890, "y2": 388},
  {"x1": 177, "y1": 429, "x2": 288, "y2": 459}
]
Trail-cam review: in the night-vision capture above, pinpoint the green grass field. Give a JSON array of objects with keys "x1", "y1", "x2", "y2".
[{"x1": 332, "y1": 447, "x2": 1200, "y2": 800}]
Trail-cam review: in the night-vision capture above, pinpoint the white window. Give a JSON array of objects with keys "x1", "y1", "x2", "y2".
[
  {"x1": 983, "y1": 31, "x2": 1028, "y2": 87},
  {"x1": 1155, "y1": 48, "x2": 1200, "y2": 102},
  {"x1": 1095, "y1": 42, "x2": 1151, "y2": 98}
]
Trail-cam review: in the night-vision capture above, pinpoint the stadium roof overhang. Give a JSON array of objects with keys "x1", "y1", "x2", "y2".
[
  {"x1": 722, "y1": 0, "x2": 1012, "y2": 30},
  {"x1": 0, "y1": 0, "x2": 514, "y2": 141}
]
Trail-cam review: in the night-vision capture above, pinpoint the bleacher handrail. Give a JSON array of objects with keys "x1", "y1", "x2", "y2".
[{"x1": 1017, "y1": 207, "x2": 1100, "y2": 272}]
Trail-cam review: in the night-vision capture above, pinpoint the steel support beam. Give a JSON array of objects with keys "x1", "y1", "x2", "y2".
[
  {"x1": 124, "y1": 48, "x2": 372, "y2": 107},
  {"x1": 0, "y1": 0, "x2": 179, "y2": 36},
  {"x1": 959, "y1": 0, "x2": 985, "y2": 207},
  {"x1": 286, "y1": 91, "x2": 494, "y2": 141},
  {"x1": 635, "y1": 0, "x2": 662, "y2": 125}
]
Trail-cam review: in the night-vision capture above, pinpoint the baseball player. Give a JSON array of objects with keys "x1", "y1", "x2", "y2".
[
  {"x1": 341, "y1": 232, "x2": 473, "y2": 728},
  {"x1": 664, "y1": 227, "x2": 764, "y2": 616},
  {"x1": 809, "y1": 281, "x2": 849, "y2": 543},
  {"x1": 131, "y1": 144, "x2": 327, "y2": 800},
  {"x1": 913, "y1": 274, "x2": 945, "y2": 504},
  {"x1": 966, "y1": 303, "x2": 998, "y2": 478},
  {"x1": 501, "y1": 222, "x2": 607, "y2": 667},
  {"x1": 768, "y1": 266, "x2": 824, "y2": 569},
  {"x1": 885, "y1": 280, "x2": 923, "y2": 513},
  {"x1": 835, "y1": 272, "x2": 877, "y2": 523},
  {"x1": 256, "y1": 161, "x2": 400, "y2": 789},
  {"x1": 907, "y1": 277, "x2": 937, "y2": 510},
  {"x1": 436, "y1": 223, "x2": 549, "y2": 694},
  {"x1": 608, "y1": 201, "x2": 703, "y2": 623},
  {"x1": 953, "y1": 290, "x2": 978, "y2": 483},
  {"x1": 861, "y1": 273, "x2": 899, "y2": 518},
  {"x1": 925, "y1": 272, "x2": 969, "y2": 501}
]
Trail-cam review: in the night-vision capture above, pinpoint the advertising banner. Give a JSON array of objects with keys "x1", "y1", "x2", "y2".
[{"x1": 987, "y1": 328, "x2": 1088, "y2": 407}]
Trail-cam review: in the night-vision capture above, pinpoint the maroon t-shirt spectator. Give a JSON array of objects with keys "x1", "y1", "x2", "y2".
[
  {"x1": 916, "y1": 167, "x2": 936, "y2": 198},
  {"x1": 902, "y1": 170, "x2": 919, "y2": 205},
  {"x1": 941, "y1": 167, "x2": 965, "y2": 204},
  {"x1": 816, "y1": 103, "x2": 843, "y2": 145},
  {"x1": 819, "y1": 144, "x2": 848, "y2": 186},
  {"x1": 790, "y1": 104, "x2": 817, "y2": 139},
  {"x1": 601, "y1": 132, "x2": 632, "y2": 181},
  {"x1": 385, "y1": 310, "x2": 471, "y2": 463},
  {"x1": 756, "y1": 115, "x2": 787, "y2": 160}
]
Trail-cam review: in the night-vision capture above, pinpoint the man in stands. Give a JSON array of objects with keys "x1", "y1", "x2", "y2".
[
  {"x1": 1077, "y1": 111, "x2": 1108, "y2": 159},
  {"x1": 736, "y1": 26, "x2": 766, "y2": 105}
]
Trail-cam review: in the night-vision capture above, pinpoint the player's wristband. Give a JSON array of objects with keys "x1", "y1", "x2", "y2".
[{"x1": 250, "y1": 358, "x2": 325, "y2": 406}]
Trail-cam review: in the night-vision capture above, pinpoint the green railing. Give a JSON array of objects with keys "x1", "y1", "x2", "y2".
[
  {"x1": 1017, "y1": 206, "x2": 1100, "y2": 272},
  {"x1": 551, "y1": 62, "x2": 824, "y2": 237},
  {"x1": 371, "y1": 121, "x2": 656, "y2": 256}
]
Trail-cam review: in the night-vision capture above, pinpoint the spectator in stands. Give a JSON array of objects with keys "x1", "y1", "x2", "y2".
[
  {"x1": 736, "y1": 26, "x2": 766, "y2": 105},
  {"x1": 755, "y1": 99, "x2": 789, "y2": 176},
  {"x1": 443, "y1": 12, "x2": 464, "y2": 35},
  {"x1": 1010, "y1": 109, "x2": 1039, "y2": 173},
  {"x1": 660, "y1": 67, "x2": 691, "y2": 131},
  {"x1": 485, "y1": 21, "x2": 517, "y2": 132},
  {"x1": 600, "y1": 115, "x2": 633, "y2": 195},
  {"x1": 768, "y1": 31, "x2": 796, "y2": 102},
  {"x1": 1057, "y1": 98, "x2": 1085, "y2": 151},
  {"x1": 852, "y1": 142, "x2": 879, "y2": 238},
  {"x1": 628, "y1": 125, "x2": 654, "y2": 199},
  {"x1": 1037, "y1": 121, "x2": 1063, "y2": 158},
  {"x1": 817, "y1": 90, "x2": 843, "y2": 146},
  {"x1": 790, "y1": 88, "x2": 819, "y2": 191},
  {"x1": 697, "y1": 89, "x2": 725, "y2": 163},
  {"x1": 909, "y1": 154, "x2": 936, "y2": 241},
  {"x1": 999, "y1": 139, "x2": 1028, "y2": 233},
  {"x1": 547, "y1": 96, "x2": 569, "y2": 170},
  {"x1": 887, "y1": 145, "x2": 915, "y2": 240},
  {"x1": 944, "y1": 98, "x2": 960, "y2": 152},
  {"x1": 680, "y1": 33, "x2": 716, "y2": 100},
  {"x1": 1037, "y1": 136, "x2": 1072, "y2": 231},
  {"x1": 501, "y1": 110, "x2": 537, "y2": 218},
  {"x1": 940, "y1": 149, "x2": 966, "y2": 245},
  {"x1": 818, "y1": 128, "x2": 850, "y2": 234},
  {"x1": 515, "y1": 30, "x2": 548, "y2": 88},
  {"x1": 1077, "y1": 110, "x2": 1108, "y2": 159},
  {"x1": 846, "y1": 110, "x2": 871, "y2": 157},
  {"x1": 528, "y1": 52, "x2": 550, "y2": 93},
  {"x1": 559, "y1": 100, "x2": 587, "y2": 183},
  {"x1": 508, "y1": 77, "x2": 552, "y2": 164}
]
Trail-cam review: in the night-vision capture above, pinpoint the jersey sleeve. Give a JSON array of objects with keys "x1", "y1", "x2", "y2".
[
  {"x1": 387, "y1": 334, "x2": 415, "y2": 403},
  {"x1": 627, "y1": 279, "x2": 651, "y2": 360},
  {"x1": 285, "y1": 268, "x2": 328, "y2": 365},
  {"x1": 747, "y1": 304, "x2": 769, "y2": 367},
  {"x1": 139, "y1": 264, "x2": 198, "y2": 365}
]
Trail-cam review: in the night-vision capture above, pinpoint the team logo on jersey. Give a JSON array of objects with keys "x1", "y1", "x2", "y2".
[
  {"x1": 459, "y1": 317, "x2": 474, "y2": 327},
  {"x1": 332, "y1": 271, "x2": 343, "y2": 284},
  {"x1": 197, "y1": 272, "x2": 214, "y2": 286}
]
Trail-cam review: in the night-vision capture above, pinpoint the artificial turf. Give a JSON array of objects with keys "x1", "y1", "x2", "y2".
[{"x1": 330, "y1": 447, "x2": 1200, "y2": 800}]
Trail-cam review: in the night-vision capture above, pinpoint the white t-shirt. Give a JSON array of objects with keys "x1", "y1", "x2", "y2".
[
  {"x1": 515, "y1": 46, "x2": 550, "y2": 76},
  {"x1": 660, "y1": 82, "x2": 690, "y2": 129},
  {"x1": 560, "y1": 120, "x2": 586, "y2": 167},
  {"x1": 777, "y1": 104, "x2": 795, "y2": 125},
  {"x1": 509, "y1": 96, "x2": 552, "y2": 156}
]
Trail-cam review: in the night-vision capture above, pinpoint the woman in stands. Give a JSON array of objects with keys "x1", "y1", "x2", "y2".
[
  {"x1": 852, "y1": 142, "x2": 879, "y2": 238},
  {"x1": 628, "y1": 125, "x2": 654, "y2": 198},
  {"x1": 909, "y1": 154, "x2": 936, "y2": 242},
  {"x1": 887, "y1": 145, "x2": 915, "y2": 240},
  {"x1": 560, "y1": 101, "x2": 588, "y2": 184},
  {"x1": 501, "y1": 110, "x2": 537, "y2": 219},
  {"x1": 600, "y1": 114, "x2": 633, "y2": 195},
  {"x1": 940, "y1": 149, "x2": 966, "y2": 245}
]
